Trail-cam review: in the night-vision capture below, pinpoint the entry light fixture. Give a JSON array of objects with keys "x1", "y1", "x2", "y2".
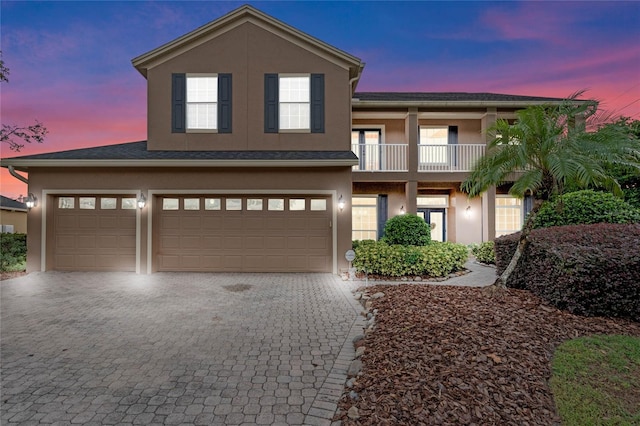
[
  {"x1": 465, "y1": 205, "x2": 471, "y2": 218},
  {"x1": 25, "y1": 193, "x2": 37, "y2": 209},
  {"x1": 338, "y1": 195, "x2": 345, "y2": 211},
  {"x1": 400, "y1": 205, "x2": 405, "y2": 215},
  {"x1": 137, "y1": 193, "x2": 147, "y2": 209}
]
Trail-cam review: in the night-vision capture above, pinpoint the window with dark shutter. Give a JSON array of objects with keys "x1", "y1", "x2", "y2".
[{"x1": 172, "y1": 73, "x2": 186, "y2": 133}]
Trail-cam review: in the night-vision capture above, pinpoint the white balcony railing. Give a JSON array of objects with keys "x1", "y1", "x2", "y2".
[
  {"x1": 351, "y1": 143, "x2": 408, "y2": 171},
  {"x1": 418, "y1": 144, "x2": 485, "y2": 172}
]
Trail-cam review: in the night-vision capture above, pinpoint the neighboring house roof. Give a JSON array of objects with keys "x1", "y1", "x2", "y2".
[
  {"x1": 352, "y1": 92, "x2": 596, "y2": 107},
  {"x1": 0, "y1": 195, "x2": 28, "y2": 212},
  {"x1": 0, "y1": 141, "x2": 359, "y2": 171},
  {"x1": 132, "y1": 4, "x2": 364, "y2": 82}
]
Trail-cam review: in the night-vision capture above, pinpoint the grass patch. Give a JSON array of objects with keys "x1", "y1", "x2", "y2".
[{"x1": 551, "y1": 335, "x2": 640, "y2": 425}]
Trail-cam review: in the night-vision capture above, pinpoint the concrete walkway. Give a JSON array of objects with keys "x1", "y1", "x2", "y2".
[{"x1": 1, "y1": 263, "x2": 492, "y2": 425}]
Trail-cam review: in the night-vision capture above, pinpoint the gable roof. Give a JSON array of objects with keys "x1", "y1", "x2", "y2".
[
  {"x1": 132, "y1": 4, "x2": 364, "y2": 81},
  {"x1": 0, "y1": 141, "x2": 358, "y2": 171},
  {"x1": 352, "y1": 92, "x2": 596, "y2": 108},
  {"x1": 0, "y1": 195, "x2": 27, "y2": 212}
]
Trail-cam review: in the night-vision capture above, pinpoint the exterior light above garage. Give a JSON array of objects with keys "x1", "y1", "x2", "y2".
[
  {"x1": 400, "y1": 205, "x2": 405, "y2": 215},
  {"x1": 338, "y1": 195, "x2": 345, "y2": 211},
  {"x1": 137, "y1": 193, "x2": 147, "y2": 209},
  {"x1": 25, "y1": 193, "x2": 37, "y2": 209}
]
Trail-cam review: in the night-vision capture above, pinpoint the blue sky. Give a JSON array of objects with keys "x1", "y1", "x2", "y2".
[{"x1": 1, "y1": 0, "x2": 639, "y2": 197}]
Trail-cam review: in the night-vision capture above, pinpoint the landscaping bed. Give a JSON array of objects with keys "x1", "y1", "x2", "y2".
[{"x1": 336, "y1": 284, "x2": 640, "y2": 425}]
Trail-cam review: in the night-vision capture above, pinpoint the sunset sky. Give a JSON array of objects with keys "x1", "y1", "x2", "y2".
[{"x1": 1, "y1": 0, "x2": 639, "y2": 198}]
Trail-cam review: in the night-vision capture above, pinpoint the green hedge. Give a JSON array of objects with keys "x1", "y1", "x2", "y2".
[
  {"x1": 353, "y1": 240, "x2": 467, "y2": 278},
  {"x1": 533, "y1": 190, "x2": 640, "y2": 229},
  {"x1": 471, "y1": 241, "x2": 495, "y2": 265},
  {"x1": 495, "y1": 224, "x2": 640, "y2": 321},
  {"x1": 383, "y1": 214, "x2": 432, "y2": 246},
  {"x1": 0, "y1": 233, "x2": 27, "y2": 272}
]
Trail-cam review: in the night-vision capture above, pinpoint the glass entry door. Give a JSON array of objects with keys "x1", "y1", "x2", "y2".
[{"x1": 417, "y1": 208, "x2": 446, "y2": 242}]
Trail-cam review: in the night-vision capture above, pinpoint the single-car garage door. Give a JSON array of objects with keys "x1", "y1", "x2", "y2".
[
  {"x1": 157, "y1": 195, "x2": 332, "y2": 272},
  {"x1": 52, "y1": 195, "x2": 136, "y2": 271}
]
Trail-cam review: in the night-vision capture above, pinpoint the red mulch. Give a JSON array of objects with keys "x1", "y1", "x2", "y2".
[
  {"x1": 337, "y1": 284, "x2": 640, "y2": 425},
  {"x1": 0, "y1": 271, "x2": 26, "y2": 281}
]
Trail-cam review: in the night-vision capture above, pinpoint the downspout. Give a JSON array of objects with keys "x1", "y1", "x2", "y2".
[{"x1": 8, "y1": 165, "x2": 29, "y2": 184}]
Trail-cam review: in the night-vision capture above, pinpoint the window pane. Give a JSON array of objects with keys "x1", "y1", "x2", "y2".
[
  {"x1": 352, "y1": 197, "x2": 378, "y2": 240},
  {"x1": 187, "y1": 76, "x2": 217, "y2": 102},
  {"x1": 122, "y1": 198, "x2": 137, "y2": 210},
  {"x1": 289, "y1": 199, "x2": 306, "y2": 211},
  {"x1": 417, "y1": 196, "x2": 449, "y2": 207},
  {"x1": 101, "y1": 197, "x2": 117, "y2": 209},
  {"x1": 187, "y1": 104, "x2": 217, "y2": 129},
  {"x1": 279, "y1": 76, "x2": 309, "y2": 102},
  {"x1": 310, "y1": 199, "x2": 327, "y2": 211},
  {"x1": 79, "y1": 197, "x2": 96, "y2": 209},
  {"x1": 495, "y1": 197, "x2": 523, "y2": 237},
  {"x1": 247, "y1": 199, "x2": 263, "y2": 211},
  {"x1": 205, "y1": 198, "x2": 221, "y2": 210},
  {"x1": 268, "y1": 199, "x2": 284, "y2": 211},
  {"x1": 226, "y1": 198, "x2": 242, "y2": 211},
  {"x1": 279, "y1": 103, "x2": 310, "y2": 130},
  {"x1": 163, "y1": 198, "x2": 179, "y2": 210},
  {"x1": 184, "y1": 198, "x2": 200, "y2": 210},
  {"x1": 58, "y1": 197, "x2": 75, "y2": 209}
]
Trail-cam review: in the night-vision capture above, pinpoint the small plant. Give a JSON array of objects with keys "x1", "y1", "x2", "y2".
[
  {"x1": 0, "y1": 233, "x2": 27, "y2": 272},
  {"x1": 471, "y1": 241, "x2": 495, "y2": 264},
  {"x1": 534, "y1": 189, "x2": 640, "y2": 229},
  {"x1": 383, "y1": 214, "x2": 431, "y2": 246}
]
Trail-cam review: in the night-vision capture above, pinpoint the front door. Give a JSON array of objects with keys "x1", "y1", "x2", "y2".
[{"x1": 417, "y1": 208, "x2": 446, "y2": 242}]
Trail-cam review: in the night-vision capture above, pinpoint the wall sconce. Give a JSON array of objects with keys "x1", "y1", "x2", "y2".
[
  {"x1": 400, "y1": 205, "x2": 405, "y2": 215},
  {"x1": 464, "y1": 205, "x2": 471, "y2": 218},
  {"x1": 338, "y1": 195, "x2": 345, "y2": 211},
  {"x1": 137, "y1": 193, "x2": 147, "y2": 209},
  {"x1": 25, "y1": 193, "x2": 37, "y2": 209}
]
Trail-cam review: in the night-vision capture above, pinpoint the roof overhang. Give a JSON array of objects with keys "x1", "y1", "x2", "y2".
[
  {"x1": 351, "y1": 99, "x2": 592, "y2": 109},
  {"x1": 132, "y1": 5, "x2": 363, "y2": 81}
]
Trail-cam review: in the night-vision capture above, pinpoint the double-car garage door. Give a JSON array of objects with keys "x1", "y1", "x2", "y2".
[
  {"x1": 52, "y1": 194, "x2": 332, "y2": 272},
  {"x1": 157, "y1": 195, "x2": 332, "y2": 272}
]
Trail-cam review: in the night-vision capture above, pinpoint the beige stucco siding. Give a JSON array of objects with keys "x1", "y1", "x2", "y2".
[
  {"x1": 147, "y1": 22, "x2": 352, "y2": 152},
  {"x1": 0, "y1": 210, "x2": 27, "y2": 234}
]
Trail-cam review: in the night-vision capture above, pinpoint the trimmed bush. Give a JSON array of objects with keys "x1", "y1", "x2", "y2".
[
  {"x1": 353, "y1": 240, "x2": 467, "y2": 278},
  {"x1": 495, "y1": 223, "x2": 640, "y2": 321},
  {"x1": 533, "y1": 190, "x2": 640, "y2": 229},
  {"x1": 471, "y1": 241, "x2": 495, "y2": 265},
  {"x1": 0, "y1": 233, "x2": 27, "y2": 272},
  {"x1": 352, "y1": 240, "x2": 376, "y2": 250},
  {"x1": 383, "y1": 214, "x2": 431, "y2": 246}
]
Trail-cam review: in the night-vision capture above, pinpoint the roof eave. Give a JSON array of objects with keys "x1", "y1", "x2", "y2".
[{"x1": 351, "y1": 99, "x2": 597, "y2": 109}]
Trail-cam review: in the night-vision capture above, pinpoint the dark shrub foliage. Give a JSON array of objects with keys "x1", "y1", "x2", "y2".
[
  {"x1": 0, "y1": 233, "x2": 27, "y2": 272},
  {"x1": 533, "y1": 190, "x2": 640, "y2": 229},
  {"x1": 496, "y1": 223, "x2": 640, "y2": 321},
  {"x1": 383, "y1": 214, "x2": 431, "y2": 246},
  {"x1": 352, "y1": 240, "x2": 376, "y2": 250}
]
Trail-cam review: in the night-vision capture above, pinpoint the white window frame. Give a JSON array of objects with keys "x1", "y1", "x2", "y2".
[
  {"x1": 495, "y1": 195, "x2": 524, "y2": 237},
  {"x1": 352, "y1": 196, "x2": 378, "y2": 241},
  {"x1": 419, "y1": 126, "x2": 449, "y2": 165},
  {"x1": 279, "y1": 74, "x2": 310, "y2": 132},
  {"x1": 186, "y1": 74, "x2": 218, "y2": 132}
]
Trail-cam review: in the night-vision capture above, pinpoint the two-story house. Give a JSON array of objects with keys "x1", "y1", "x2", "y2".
[{"x1": 1, "y1": 5, "x2": 575, "y2": 274}]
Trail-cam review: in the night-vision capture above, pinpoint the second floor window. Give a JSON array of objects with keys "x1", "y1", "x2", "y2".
[
  {"x1": 187, "y1": 75, "x2": 218, "y2": 130},
  {"x1": 264, "y1": 73, "x2": 324, "y2": 133},
  {"x1": 279, "y1": 75, "x2": 310, "y2": 130}
]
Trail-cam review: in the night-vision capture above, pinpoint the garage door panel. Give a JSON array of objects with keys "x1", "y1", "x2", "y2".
[
  {"x1": 53, "y1": 196, "x2": 136, "y2": 271},
  {"x1": 157, "y1": 195, "x2": 331, "y2": 272}
]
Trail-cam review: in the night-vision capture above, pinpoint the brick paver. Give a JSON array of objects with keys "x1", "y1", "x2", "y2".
[{"x1": 1, "y1": 272, "x2": 362, "y2": 425}]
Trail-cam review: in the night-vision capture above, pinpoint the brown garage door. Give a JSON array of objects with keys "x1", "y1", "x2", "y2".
[
  {"x1": 53, "y1": 195, "x2": 136, "y2": 271},
  {"x1": 157, "y1": 195, "x2": 332, "y2": 272}
]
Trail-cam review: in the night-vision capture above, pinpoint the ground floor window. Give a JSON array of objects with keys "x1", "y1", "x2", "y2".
[
  {"x1": 352, "y1": 196, "x2": 377, "y2": 241},
  {"x1": 496, "y1": 196, "x2": 523, "y2": 237}
]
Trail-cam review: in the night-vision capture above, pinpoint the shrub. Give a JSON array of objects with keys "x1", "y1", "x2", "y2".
[
  {"x1": 383, "y1": 214, "x2": 431, "y2": 246},
  {"x1": 0, "y1": 233, "x2": 27, "y2": 272},
  {"x1": 353, "y1": 240, "x2": 467, "y2": 278},
  {"x1": 471, "y1": 241, "x2": 495, "y2": 265},
  {"x1": 352, "y1": 239, "x2": 376, "y2": 250},
  {"x1": 495, "y1": 223, "x2": 640, "y2": 321},
  {"x1": 533, "y1": 190, "x2": 640, "y2": 229}
]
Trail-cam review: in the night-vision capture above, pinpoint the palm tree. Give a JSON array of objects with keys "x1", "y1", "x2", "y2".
[{"x1": 461, "y1": 92, "x2": 640, "y2": 288}]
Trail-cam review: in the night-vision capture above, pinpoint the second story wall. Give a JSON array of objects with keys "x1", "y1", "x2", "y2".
[{"x1": 146, "y1": 21, "x2": 354, "y2": 152}]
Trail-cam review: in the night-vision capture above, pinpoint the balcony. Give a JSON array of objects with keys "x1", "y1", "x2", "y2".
[
  {"x1": 418, "y1": 144, "x2": 486, "y2": 172},
  {"x1": 351, "y1": 143, "x2": 408, "y2": 172},
  {"x1": 351, "y1": 143, "x2": 486, "y2": 172}
]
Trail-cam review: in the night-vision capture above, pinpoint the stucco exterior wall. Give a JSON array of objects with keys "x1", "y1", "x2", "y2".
[{"x1": 0, "y1": 210, "x2": 27, "y2": 234}]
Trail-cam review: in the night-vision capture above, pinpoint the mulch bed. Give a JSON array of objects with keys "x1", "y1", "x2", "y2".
[
  {"x1": 0, "y1": 271, "x2": 26, "y2": 281},
  {"x1": 336, "y1": 284, "x2": 640, "y2": 425}
]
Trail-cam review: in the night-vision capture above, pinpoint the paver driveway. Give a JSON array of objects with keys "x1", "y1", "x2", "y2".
[{"x1": 1, "y1": 272, "x2": 364, "y2": 425}]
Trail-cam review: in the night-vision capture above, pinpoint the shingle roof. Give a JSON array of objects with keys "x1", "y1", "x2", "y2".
[
  {"x1": 0, "y1": 195, "x2": 27, "y2": 211},
  {"x1": 353, "y1": 92, "x2": 573, "y2": 103},
  {"x1": 2, "y1": 141, "x2": 357, "y2": 162}
]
